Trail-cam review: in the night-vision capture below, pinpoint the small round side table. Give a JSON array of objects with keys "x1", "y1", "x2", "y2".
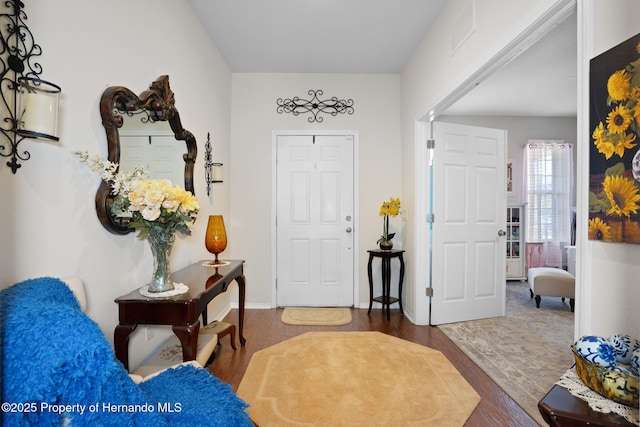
[{"x1": 367, "y1": 249, "x2": 405, "y2": 320}]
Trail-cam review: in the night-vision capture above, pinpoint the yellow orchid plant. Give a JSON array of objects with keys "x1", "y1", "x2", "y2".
[{"x1": 377, "y1": 197, "x2": 401, "y2": 245}]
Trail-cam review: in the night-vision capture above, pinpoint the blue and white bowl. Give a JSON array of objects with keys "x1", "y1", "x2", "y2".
[
  {"x1": 610, "y1": 365, "x2": 635, "y2": 376},
  {"x1": 631, "y1": 349, "x2": 640, "y2": 376},
  {"x1": 607, "y1": 334, "x2": 635, "y2": 364},
  {"x1": 575, "y1": 336, "x2": 617, "y2": 368},
  {"x1": 572, "y1": 344, "x2": 639, "y2": 407}
]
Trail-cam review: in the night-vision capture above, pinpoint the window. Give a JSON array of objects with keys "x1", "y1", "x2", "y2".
[{"x1": 524, "y1": 140, "x2": 574, "y2": 268}]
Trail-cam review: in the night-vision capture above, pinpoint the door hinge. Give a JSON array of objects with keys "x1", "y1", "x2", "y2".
[
  {"x1": 426, "y1": 139, "x2": 435, "y2": 149},
  {"x1": 426, "y1": 213, "x2": 435, "y2": 223},
  {"x1": 426, "y1": 287, "x2": 433, "y2": 297}
]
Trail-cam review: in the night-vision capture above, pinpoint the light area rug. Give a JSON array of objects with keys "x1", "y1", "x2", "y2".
[
  {"x1": 237, "y1": 331, "x2": 480, "y2": 426},
  {"x1": 281, "y1": 307, "x2": 352, "y2": 326},
  {"x1": 438, "y1": 280, "x2": 574, "y2": 426}
]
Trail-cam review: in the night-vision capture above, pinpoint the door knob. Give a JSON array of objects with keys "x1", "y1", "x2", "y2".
[
  {"x1": 498, "y1": 230, "x2": 506, "y2": 236},
  {"x1": 346, "y1": 227, "x2": 352, "y2": 233}
]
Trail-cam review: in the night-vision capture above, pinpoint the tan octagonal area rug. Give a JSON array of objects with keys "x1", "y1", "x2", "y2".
[{"x1": 237, "y1": 331, "x2": 480, "y2": 426}]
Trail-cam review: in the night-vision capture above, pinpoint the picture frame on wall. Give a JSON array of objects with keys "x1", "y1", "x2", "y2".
[
  {"x1": 507, "y1": 160, "x2": 513, "y2": 194},
  {"x1": 588, "y1": 32, "x2": 640, "y2": 244}
]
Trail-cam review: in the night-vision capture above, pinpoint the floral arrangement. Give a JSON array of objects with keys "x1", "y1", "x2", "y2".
[
  {"x1": 377, "y1": 197, "x2": 401, "y2": 245},
  {"x1": 589, "y1": 39, "x2": 640, "y2": 243},
  {"x1": 74, "y1": 150, "x2": 199, "y2": 238}
]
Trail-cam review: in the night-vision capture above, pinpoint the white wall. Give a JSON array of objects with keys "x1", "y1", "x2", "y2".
[
  {"x1": 0, "y1": 0, "x2": 233, "y2": 369},
  {"x1": 230, "y1": 74, "x2": 402, "y2": 310},
  {"x1": 577, "y1": 0, "x2": 640, "y2": 338}
]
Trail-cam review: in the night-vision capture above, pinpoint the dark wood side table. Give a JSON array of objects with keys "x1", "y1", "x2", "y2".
[
  {"x1": 538, "y1": 384, "x2": 635, "y2": 426},
  {"x1": 114, "y1": 260, "x2": 246, "y2": 371},
  {"x1": 367, "y1": 249, "x2": 405, "y2": 320}
]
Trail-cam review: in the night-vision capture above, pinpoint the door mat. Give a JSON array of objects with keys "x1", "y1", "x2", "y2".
[{"x1": 281, "y1": 307, "x2": 352, "y2": 326}]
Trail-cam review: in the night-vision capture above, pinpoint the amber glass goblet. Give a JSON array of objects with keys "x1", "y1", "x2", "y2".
[{"x1": 205, "y1": 215, "x2": 227, "y2": 265}]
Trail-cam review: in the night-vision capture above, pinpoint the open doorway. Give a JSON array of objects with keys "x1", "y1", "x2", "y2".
[
  {"x1": 413, "y1": 4, "x2": 578, "y2": 326},
  {"x1": 436, "y1": 9, "x2": 577, "y2": 306},
  {"x1": 424, "y1": 6, "x2": 577, "y2": 305},
  {"x1": 423, "y1": 7, "x2": 577, "y2": 424}
]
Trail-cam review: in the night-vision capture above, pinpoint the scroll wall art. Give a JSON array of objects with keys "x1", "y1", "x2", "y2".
[
  {"x1": 589, "y1": 32, "x2": 640, "y2": 244},
  {"x1": 276, "y1": 90, "x2": 354, "y2": 122}
]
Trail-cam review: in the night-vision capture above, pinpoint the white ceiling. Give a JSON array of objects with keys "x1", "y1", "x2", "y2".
[
  {"x1": 187, "y1": 0, "x2": 446, "y2": 74},
  {"x1": 445, "y1": 12, "x2": 577, "y2": 117},
  {"x1": 187, "y1": 0, "x2": 577, "y2": 117}
]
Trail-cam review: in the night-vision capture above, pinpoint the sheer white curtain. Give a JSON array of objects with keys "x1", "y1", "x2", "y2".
[{"x1": 524, "y1": 140, "x2": 574, "y2": 268}]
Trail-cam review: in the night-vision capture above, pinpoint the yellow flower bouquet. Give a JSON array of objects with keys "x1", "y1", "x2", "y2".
[
  {"x1": 377, "y1": 197, "x2": 401, "y2": 249},
  {"x1": 127, "y1": 178, "x2": 200, "y2": 238},
  {"x1": 74, "y1": 150, "x2": 200, "y2": 292},
  {"x1": 73, "y1": 150, "x2": 199, "y2": 238}
]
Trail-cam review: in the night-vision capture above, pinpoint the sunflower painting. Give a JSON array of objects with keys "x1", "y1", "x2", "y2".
[{"x1": 589, "y1": 32, "x2": 640, "y2": 244}]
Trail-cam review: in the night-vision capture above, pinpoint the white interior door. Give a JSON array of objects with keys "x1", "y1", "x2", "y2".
[
  {"x1": 276, "y1": 134, "x2": 354, "y2": 307},
  {"x1": 120, "y1": 134, "x2": 185, "y2": 184},
  {"x1": 430, "y1": 122, "x2": 507, "y2": 325}
]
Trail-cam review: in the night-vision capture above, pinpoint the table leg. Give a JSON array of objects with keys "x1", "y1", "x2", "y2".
[
  {"x1": 367, "y1": 254, "x2": 374, "y2": 314},
  {"x1": 382, "y1": 258, "x2": 391, "y2": 320},
  {"x1": 235, "y1": 274, "x2": 247, "y2": 346},
  {"x1": 398, "y1": 254, "x2": 405, "y2": 316},
  {"x1": 114, "y1": 324, "x2": 137, "y2": 371},
  {"x1": 173, "y1": 321, "x2": 200, "y2": 362}
]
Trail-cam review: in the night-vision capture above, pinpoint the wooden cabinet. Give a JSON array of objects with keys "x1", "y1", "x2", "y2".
[{"x1": 506, "y1": 204, "x2": 526, "y2": 280}]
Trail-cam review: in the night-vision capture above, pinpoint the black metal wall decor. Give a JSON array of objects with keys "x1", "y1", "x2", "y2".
[
  {"x1": 204, "y1": 132, "x2": 223, "y2": 196},
  {"x1": 276, "y1": 90, "x2": 354, "y2": 123},
  {"x1": 1, "y1": 0, "x2": 61, "y2": 173}
]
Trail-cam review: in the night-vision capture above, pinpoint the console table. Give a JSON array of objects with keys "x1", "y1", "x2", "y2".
[
  {"x1": 538, "y1": 384, "x2": 635, "y2": 426},
  {"x1": 114, "y1": 260, "x2": 246, "y2": 371},
  {"x1": 367, "y1": 249, "x2": 405, "y2": 320}
]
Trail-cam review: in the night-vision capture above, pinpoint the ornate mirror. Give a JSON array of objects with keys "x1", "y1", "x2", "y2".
[{"x1": 96, "y1": 75, "x2": 197, "y2": 235}]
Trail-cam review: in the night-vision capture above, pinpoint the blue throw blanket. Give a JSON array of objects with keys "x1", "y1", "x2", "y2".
[{"x1": 1, "y1": 277, "x2": 252, "y2": 426}]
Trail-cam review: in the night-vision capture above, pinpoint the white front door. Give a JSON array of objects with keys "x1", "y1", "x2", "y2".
[
  {"x1": 430, "y1": 122, "x2": 507, "y2": 325},
  {"x1": 276, "y1": 134, "x2": 355, "y2": 307}
]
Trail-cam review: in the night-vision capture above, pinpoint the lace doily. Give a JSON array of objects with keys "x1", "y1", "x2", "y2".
[
  {"x1": 202, "y1": 260, "x2": 230, "y2": 267},
  {"x1": 139, "y1": 282, "x2": 189, "y2": 298},
  {"x1": 556, "y1": 368, "x2": 639, "y2": 425}
]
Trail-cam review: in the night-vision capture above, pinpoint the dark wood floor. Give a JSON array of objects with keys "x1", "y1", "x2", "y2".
[{"x1": 208, "y1": 308, "x2": 540, "y2": 427}]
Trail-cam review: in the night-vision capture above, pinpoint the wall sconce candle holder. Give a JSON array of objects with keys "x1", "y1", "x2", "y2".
[
  {"x1": 17, "y1": 77, "x2": 61, "y2": 140},
  {"x1": 204, "y1": 132, "x2": 223, "y2": 196},
  {"x1": 1, "y1": 0, "x2": 62, "y2": 173}
]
